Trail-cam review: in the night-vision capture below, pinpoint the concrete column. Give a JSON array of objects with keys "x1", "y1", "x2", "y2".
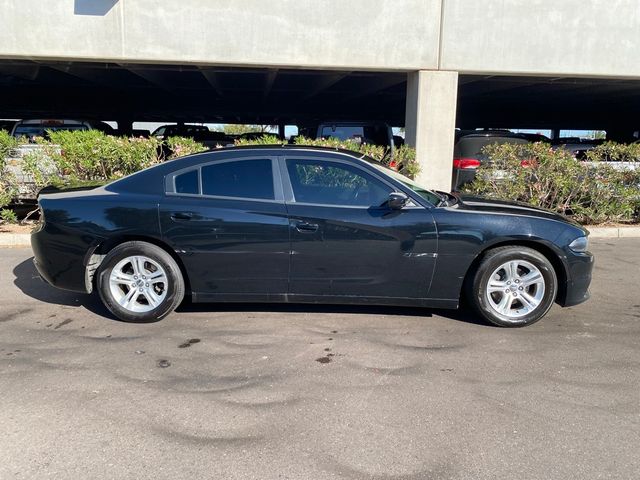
[{"x1": 404, "y1": 70, "x2": 458, "y2": 191}]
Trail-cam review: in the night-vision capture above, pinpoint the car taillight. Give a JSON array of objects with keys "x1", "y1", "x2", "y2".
[{"x1": 453, "y1": 158, "x2": 481, "y2": 169}]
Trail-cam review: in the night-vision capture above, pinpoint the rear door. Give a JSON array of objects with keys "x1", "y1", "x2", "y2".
[
  {"x1": 159, "y1": 156, "x2": 290, "y2": 299},
  {"x1": 280, "y1": 154, "x2": 437, "y2": 300}
]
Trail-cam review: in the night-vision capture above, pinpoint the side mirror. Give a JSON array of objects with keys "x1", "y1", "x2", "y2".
[{"x1": 387, "y1": 192, "x2": 409, "y2": 210}]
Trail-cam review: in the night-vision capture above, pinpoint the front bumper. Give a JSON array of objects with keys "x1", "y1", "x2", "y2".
[{"x1": 557, "y1": 250, "x2": 594, "y2": 307}]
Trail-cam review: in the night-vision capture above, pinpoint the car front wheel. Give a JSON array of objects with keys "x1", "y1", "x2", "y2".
[
  {"x1": 469, "y1": 246, "x2": 557, "y2": 327},
  {"x1": 96, "y1": 241, "x2": 185, "y2": 322}
]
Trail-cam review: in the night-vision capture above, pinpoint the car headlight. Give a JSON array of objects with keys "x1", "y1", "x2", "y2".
[{"x1": 569, "y1": 236, "x2": 589, "y2": 253}]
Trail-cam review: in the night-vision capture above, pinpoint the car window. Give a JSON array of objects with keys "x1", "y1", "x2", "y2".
[
  {"x1": 286, "y1": 158, "x2": 391, "y2": 207},
  {"x1": 320, "y1": 125, "x2": 389, "y2": 147},
  {"x1": 201, "y1": 159, "x2": 274, "y2": 200},
  {"x1": 174, "y1": 169, "x2": 199, "y2": 194},
  {"x1": 321, "y1": 126, "x2": 365, "y2": 141}
]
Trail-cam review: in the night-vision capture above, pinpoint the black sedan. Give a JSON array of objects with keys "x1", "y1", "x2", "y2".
[{"x1": 31, "y1": 146, "x2": 594, "y2": 327}]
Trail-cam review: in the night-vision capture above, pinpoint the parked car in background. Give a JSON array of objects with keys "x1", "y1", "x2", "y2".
[
  {"x1": 152, "y1": 123, "x2": 210, "y2": 139},
  {"x1": 299, "y1": 121, "x2": 395, "y2": 152},
  {"x1": 552, "y1": 138, "x2": 604, "y2": 160},
  {"x1": 153, "y1": 124, "x2": 233, "y2": 149},
  {"x1": 6, "y1": 119, "x2": 115, "y2": 202},
  {"x1": 31, "y1": 145, "x2": 593, "y2": 328},
  {"x1": 516, "y1": 132, "x2": 551, "y2": 143},
  {"x1": 11, "y1": 119, "x2": 96, "y2": 142},
  {"x1": 0, "y1": 119, "x2": 17, "y2": 132},
  {"x1": 131, "y1": 129, "x2": 150, "y2": 138},
  {"x1": 234, "y1": 131, "x2": 280, "y2": 141},
  {"x1": 452, "y1": 130, "x2": 530, "y2": 190}
]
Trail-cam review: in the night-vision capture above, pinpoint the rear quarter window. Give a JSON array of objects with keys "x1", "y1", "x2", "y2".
[{"x1": 174, "y1": 170, "x2": 199, "y2": 194}]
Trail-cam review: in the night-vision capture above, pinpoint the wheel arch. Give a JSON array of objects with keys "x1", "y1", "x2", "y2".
[
  {"x1": 89, "y1": 235, "x2": 192, "y2": 297},
  {"x1": 461, "y1": 239, "x2": 568, "y2": 304}
]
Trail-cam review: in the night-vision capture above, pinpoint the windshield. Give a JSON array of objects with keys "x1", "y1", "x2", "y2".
[{"x1": 368, "y1": 161, "x2": 441, "y2": 205}]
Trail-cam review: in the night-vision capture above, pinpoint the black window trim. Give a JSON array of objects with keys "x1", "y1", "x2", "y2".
[
  {"x1": 278, "y1": 154, "x2": 420, "y2": 209},
  {"x1": 165, "y1": 156, "x2": 284, "y2": 203}
]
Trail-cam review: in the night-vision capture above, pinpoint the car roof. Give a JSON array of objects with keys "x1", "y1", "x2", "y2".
[
  {"x1": 198, "y1": 144, "x2": 370, "y2": 157},
  {"x1": 107, "y1": 145, "x2": 375, "y2": 195}
]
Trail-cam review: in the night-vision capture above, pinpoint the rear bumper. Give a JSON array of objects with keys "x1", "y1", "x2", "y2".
[
  {"x1": 557, "y1": 251, "x2": 594, "y2": 307},
  {"x1": 31, "y1": 224, "x2": 96, "y2": 294}
]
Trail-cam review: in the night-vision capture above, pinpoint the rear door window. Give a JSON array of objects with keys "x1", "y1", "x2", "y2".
[{"x1": 201, "y1": 159, "x2": 275, "y2": 200}]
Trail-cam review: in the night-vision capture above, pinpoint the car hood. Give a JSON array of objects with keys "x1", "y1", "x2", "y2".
[{"x1": 455, "y1": 194, "x2": 587, "y2": 231}]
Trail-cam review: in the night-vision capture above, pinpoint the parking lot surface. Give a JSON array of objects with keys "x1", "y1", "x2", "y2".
[{"x1": 1, "y1": 239, "x2": 639, "y2": 479}]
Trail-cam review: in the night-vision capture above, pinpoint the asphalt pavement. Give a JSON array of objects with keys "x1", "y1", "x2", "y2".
[{"x1": 1, "y1": 239, "x2": 639, "y2": 479}]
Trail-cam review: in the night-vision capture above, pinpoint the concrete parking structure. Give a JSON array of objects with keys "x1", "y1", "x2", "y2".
[{"x1": 2, "y1": 1, "x2": 640, "y2": 189}]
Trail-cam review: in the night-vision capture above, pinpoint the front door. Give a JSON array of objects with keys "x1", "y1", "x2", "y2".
[{"x1": 281, "y1": 155, "x2": 437, "y2": 300}]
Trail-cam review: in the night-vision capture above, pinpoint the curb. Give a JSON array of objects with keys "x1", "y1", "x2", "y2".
[
  {"x1": 0, "y1": 233, "x2": 31, "y2": 247},
  {"x1": 1, "y1": 227, "x2": 639, "y2": 248},
  {"x1": 588, "y1": 226, "x2": 640, "y2": 238}
]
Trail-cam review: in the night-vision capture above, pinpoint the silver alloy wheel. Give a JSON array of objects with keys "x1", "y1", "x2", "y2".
[
  {"x1": 485, "y1": 259, "x2": 545, "y2": 320},
  {"x1": 108, "y1": 255, "x2": 168, "y2": 313}
]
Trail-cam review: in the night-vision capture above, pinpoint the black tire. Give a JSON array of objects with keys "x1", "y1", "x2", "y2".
[
  {"x1": 468, "y1": 246, "x2": 557, "y2": 328},
  {"x1": 96, "y1": 241, "x2": 185, "y2": 322}
]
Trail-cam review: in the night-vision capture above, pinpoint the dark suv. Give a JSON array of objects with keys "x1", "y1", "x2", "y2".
[{"x1": 452, "y1": 130, "x2": 530, "y2": 190}]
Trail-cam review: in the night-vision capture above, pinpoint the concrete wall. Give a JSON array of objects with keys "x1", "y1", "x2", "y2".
[
  {"x1": 2, "y1": 0, "x2": 640, "y2": 78},
  {"x1": 0, "y1": 0, "x2": 442, "y2": 70},
  {"x1": 440, "y1": 0, "x2": 640, "y2": 78}
]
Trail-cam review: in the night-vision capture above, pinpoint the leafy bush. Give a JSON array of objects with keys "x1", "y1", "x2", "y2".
[
  {"x1": 0, "y1": 208, "x2": 18, "y2": 224},
  {"x1": 166, "y1": 136, "x2": 208, "y2": 159},
  {"x1": 0, "y1": 130, "x2": 19, "y2": 161},
  {"x1": 586, "y1": 141, "x2": 640, "y2": 163},
  {"x1": 0, "y1": 130, "x2": 20, "y2": 210},
  {"x1": 21, "y1": 147, "x2": 59, "y2": 197},
  {"x1": 235, "y1": 135, "x2": 420, "y2": 179},
  {"x1": 11, "y1": 131, "x2": 209, "y2": 201},
  {"x1": 0, "y1": 176, "x2": 16, "y2": 211},
  {"x1": 234, "y1": 134, "x2": 282, "y2": 146},
  {"x1": 462, "y1": 142, "x2": 640, "y2": 224},
  {"x1": 42, "y1": 130, "x2": 163, "y2": 181}
]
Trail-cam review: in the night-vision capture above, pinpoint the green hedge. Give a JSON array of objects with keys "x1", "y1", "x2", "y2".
[
  {"x1": 462, "y1": 142, "x2": 640, "y2": 224},
  {"x1": 5, "y1": 129, "x2": 639, "y2": 225},
  {"x1": 0, "y1": 130, "x2": 19, "y2": 211},
  {"x1": 235, "y1": 134, "x2": 420, "y2": 179}
]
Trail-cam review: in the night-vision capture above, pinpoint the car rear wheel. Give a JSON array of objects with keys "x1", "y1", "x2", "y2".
[
  {"x1": 469, "y1": 246, "x2": 557, "y2": 327},
  {"x1": 96, "y1": 241, "x2": 184, "y2": 322}
]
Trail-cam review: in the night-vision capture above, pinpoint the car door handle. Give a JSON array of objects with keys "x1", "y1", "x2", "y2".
[
  {"x1": 170, "y1": 212, "x2": 193, "y2": 221},
  {"x1": 295, "y1": 221, "x2": 319, "y2": 233}
]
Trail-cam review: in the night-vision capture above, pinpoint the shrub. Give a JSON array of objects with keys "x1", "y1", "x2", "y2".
[
  {"x1": 0, "y1": 208, "x2": 18, "y2": 224},
  {"x1": 462, "y1": 142, "x2": 640, "y2": 224},
  {"x1": 166, "y1": 136, "x2": 208, "y2": 159},
  {"x1": 585, "y1": 141, "x2": 640, "y2": 163},
  {"x1": 0, "y1": 130, "x2": 20, "y2": 210},
  {"x1": 41, "y1": 130, "x2": 163, "y2": 181},
  {"x1": 234, "y1": 134, "x2": 283, "y2": 147},
  {"x1": 235, "y1": 135, "x2": 420, "y2": 179},
  {"x1": 0, "y1": 130, "x2": 19, "y2": 161},
  {"x1": 21, "y1": 148, "x2": 59, "y2": 197}
]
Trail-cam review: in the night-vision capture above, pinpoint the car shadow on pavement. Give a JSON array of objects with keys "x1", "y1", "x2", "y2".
[
  {"x1": 13, "y1": 257, "x2": 488, "y2": 327},
  {"x1": 12, "y1": 257, "x2": 117, "y2": 320},
  {"x1": 176, "y1": 300, "x2": 489, "y2": 327}
]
